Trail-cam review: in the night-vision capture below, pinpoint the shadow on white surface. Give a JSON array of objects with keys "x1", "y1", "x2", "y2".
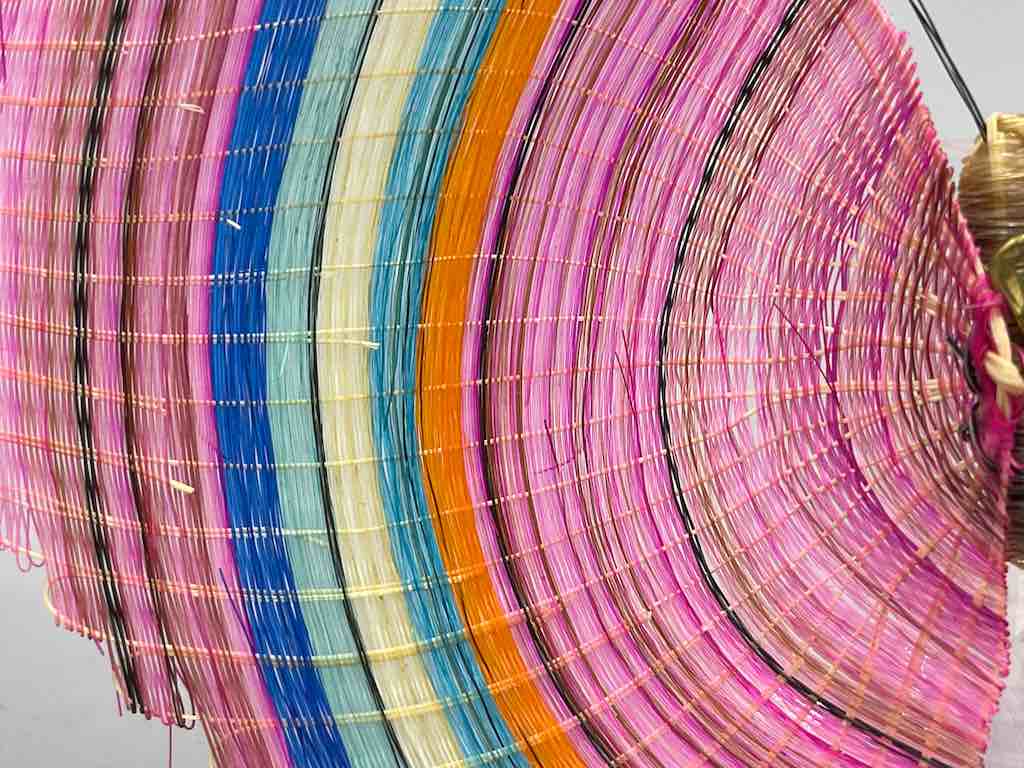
[
  {"x1": 0, "y1": 564, "x2": 208, "y2": 767},
  {"x1": 1, "y1": 559, "x2": 1021, "y2": 766}
]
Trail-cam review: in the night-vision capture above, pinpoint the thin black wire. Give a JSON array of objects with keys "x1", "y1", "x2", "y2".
[
  {"x1": 306, "y1": 5, "x2": 411, "y2": 767},
  {"x1": 75, "y1": 0, "x2": 142, "y2": 713},
  {"x1": 656, "y1": 1, "x2": 956, "y2": 765},
  {"x1": 907, "y1": 0, "x2": 988, "y2": 141},
  {"x1": 119, "y1": 0, "x2": 187, "y2": 728},
  {"x1": 477, "y1": 1, "x2": 622, "y2": 762}
]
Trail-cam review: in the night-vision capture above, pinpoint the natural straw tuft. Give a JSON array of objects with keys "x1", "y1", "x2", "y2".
[
  {"x1": 961, "y1": 115, "x2": 1024, "y2": 270},
  {"x1": 961, "y1": 113, "x2": 1024, "y2": 563}
]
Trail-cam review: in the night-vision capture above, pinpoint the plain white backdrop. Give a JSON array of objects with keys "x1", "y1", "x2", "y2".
[{"x1": 0, "y1": 1, "x2": 1021, "y2": 765}]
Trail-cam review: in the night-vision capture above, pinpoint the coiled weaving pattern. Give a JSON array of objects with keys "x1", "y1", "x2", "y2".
[{"x1": 0, "y1": 1, "x2": 1012, "y2": 767}]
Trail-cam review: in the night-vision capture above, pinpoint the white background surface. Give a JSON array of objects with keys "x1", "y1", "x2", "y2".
[{"x1": 0, "y1": 1, "x2": 1021, "y2": 765}]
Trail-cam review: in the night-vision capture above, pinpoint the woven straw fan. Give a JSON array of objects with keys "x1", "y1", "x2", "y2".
[{"x1": 0, "y1": 1, "x2": 1020, "y2": 767}]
